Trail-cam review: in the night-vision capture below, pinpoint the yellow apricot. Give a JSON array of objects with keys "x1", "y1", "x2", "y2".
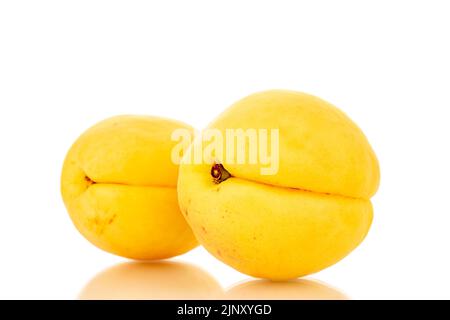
[
  {"x1": 61, "y1": 115, "x2": 197, "y2": 259},
  {"x1": 178, "y1": 90, "x2": 379, "y2": 280}
]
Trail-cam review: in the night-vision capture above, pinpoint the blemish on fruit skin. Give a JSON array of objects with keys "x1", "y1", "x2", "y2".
[
  {"x1": 107, "y1": 214, "x2": 117, "y2": 225},
  {"x1": 217, "y1": 249, "x2": 222, "y2": 257},
  {"x1": 201, "y1": 226, "x2": 207, "y2": 234},
  {"x1": 87, "y1": 213, "x2": 117, "y2": 235}
]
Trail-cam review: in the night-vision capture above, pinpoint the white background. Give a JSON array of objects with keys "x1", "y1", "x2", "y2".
[{"x1": 1, "y1": 1, "x2": 449, "y2": 299}]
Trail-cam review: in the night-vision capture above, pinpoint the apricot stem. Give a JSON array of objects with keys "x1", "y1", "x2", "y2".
[{"x1": 211, "y1": 163, "x2": 231, "y2": 184}]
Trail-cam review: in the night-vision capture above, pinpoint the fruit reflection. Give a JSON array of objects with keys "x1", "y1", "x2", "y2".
[
  {"x1": 79, "y1": 261, "x2": 223, "y2": 300},
  {"x1": 226, "y1": 279, "x2": 348, "y2": 300}
]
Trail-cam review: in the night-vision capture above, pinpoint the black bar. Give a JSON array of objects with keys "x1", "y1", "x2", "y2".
[{"x1": 0, "y1": 300, "x2": 446, "y2": 319}]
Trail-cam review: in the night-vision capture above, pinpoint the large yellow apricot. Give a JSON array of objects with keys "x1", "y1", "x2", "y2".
[
  {"x1": 61, "y1": 115, "x2": 198, "y2": 259},
  {"x1": 178, "y1": 90, "x2": 380, "y2": 280}
]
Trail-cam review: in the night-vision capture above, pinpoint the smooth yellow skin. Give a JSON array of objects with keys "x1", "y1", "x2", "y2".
[
  {"x1": 61, "y1": 115, "x2": 198, "y2": 260},
  {"x1": 178, "y1": 90, "x2": 380, "y2": 280}
]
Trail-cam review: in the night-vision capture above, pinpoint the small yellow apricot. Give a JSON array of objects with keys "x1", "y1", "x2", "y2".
[{"x1": 61, "y1": 115, "x2": 198, "y2": 260}]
